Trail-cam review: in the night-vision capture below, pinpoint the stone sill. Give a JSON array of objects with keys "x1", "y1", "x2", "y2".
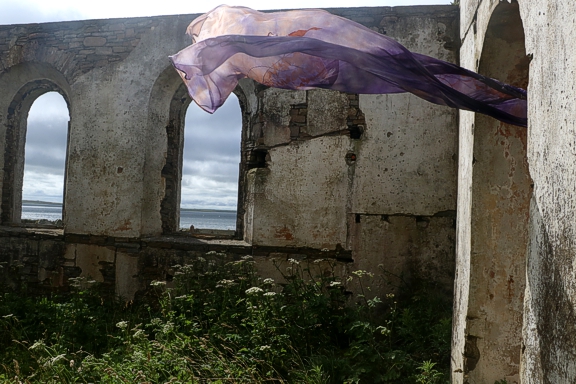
[{"x1": 0, "y1": 225, "x2": 352, "y2": 260}]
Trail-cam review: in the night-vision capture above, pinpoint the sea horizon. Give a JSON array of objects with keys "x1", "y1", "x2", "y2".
[
  {"x1": 22, "y1": 200, "x2": 236, "y2": 229},
  {"x1": 22, "y1": 200, "x2": 236, "y2": 213}
]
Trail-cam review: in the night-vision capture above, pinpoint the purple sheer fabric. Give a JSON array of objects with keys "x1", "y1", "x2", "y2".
[{"x1": 170, "y1": 5, "x2": 527, "y2": 127}]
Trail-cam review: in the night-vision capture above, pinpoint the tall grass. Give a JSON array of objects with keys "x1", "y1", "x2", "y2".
[{"x1": 0, "y1": 254, "x2": 451, "y2": 383}]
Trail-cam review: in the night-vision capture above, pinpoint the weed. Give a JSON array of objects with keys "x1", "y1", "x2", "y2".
[{"x1": 0, "y1": 255, "x2": 452, "y2": 383}]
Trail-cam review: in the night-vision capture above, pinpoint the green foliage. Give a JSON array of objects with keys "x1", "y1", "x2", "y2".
[{"x1": 0, "y1": 254, "x2": 452, "y2": 383}]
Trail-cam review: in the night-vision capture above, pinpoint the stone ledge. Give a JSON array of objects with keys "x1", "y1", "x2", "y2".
[{"x1": 0, "y1": 226, "x2": 353, "y2": 260}]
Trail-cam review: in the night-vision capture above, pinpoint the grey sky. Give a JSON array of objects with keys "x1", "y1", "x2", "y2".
[
  {"x1": 181, "y1": 95, "x2": 242, "y2": 210},
  {"x1": 6, "y1": 0, "x2": 452, "y2": 209},
  {"x1": 23, "y1": 92, "x2": 242, "y2": 210}
]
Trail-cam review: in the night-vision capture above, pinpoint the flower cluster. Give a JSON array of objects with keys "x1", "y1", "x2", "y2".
[{"x1": 245, "y1": 287, "x2": 264, "y2": 295}]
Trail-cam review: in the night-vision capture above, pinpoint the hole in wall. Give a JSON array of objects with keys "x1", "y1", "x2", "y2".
[{"x1": 248, "y1": 148, "x2": 268, "y2": 169}]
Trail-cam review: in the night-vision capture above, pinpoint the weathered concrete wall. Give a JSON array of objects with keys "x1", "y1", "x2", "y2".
[
  {"x1": 454, "y1": 0, "x2": 576, "y2": 382},
  {"x1": 0, "y1": 15, "x2": 192, "y2": 236},
  {"x1": 244, "y1": 6, "x2": 459, "y2": 294},
  {"x1": 0, "y1": 6, "x2": 458, "y2": 318},
  {"x1": 520, "y1": 0, "x2": 576, "y2": 381}
]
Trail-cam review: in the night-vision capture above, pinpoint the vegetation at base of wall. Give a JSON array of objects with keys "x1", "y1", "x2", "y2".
[{"x1": 0, "y1": 255, "x2": 452, "y2": 383}]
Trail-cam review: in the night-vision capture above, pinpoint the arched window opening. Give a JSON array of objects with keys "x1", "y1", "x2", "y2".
[
  {"x1": 21, "y1": 92, "x2": 69, "y2": 225},
  {"x1": 466, "y1": 1, "x2": 530, "y2": 382},
  {"x1": 180, "y1": 94, "x2": 242, "y2": 232}
]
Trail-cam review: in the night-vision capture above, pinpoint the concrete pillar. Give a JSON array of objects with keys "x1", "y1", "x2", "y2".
[{"x1": 453, "y1": 1, "x2": 530, "y2": 382}]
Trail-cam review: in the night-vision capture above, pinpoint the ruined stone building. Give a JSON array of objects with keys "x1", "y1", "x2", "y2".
[{"x1": 0, "y1": 0, "x2": 574, "y2": 382}]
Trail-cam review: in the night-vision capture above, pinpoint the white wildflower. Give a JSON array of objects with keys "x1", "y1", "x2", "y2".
[
  {"x1": 163, "y1": 322, "x2": 174, "y2": 333},
  {"x1": 329, "y1": 281, "x2": 342, "y2": 287},
  {"x1": 116, "y1": 321, "x2": 128, "y2": 330},
  {"x1": 197, "y1": 257, "x2": 206, "y2": 262},
  {"x1": 245, "y1": 287, "x2": 264, "y2": 295},
  {"x1": 262, "y1": 278, "x2": 274, "y2": 285},
  {"x1": 264, "y1": 292, "x2": 277, "y2": 297},
  {"x1": 150, "y1": 280, "x2": 166, "y2": 287},
  {"x1": 259, "y1": 345, "x2": 271, "y2": 351},
  {"x1": 321, "y1": 248, "x2": 329, "y2": 252},
  {"x1": 133, "y1": 329, "x2": 145, "y2": 338},
  {"x1": 288, "y1": 258, "x2": 300, "y2": 265},
  {"x1": 351, "y1": 270, "x2": 374, "y2": 278},
  {"x1": 217, "y1": 279, "x2": 235, "y2": 287},
  {"x1": 241, "y1": 255, "x2": 254, "y2": 260}
]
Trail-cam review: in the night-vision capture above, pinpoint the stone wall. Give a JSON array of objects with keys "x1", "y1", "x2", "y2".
[
  {"x1": 0, "y1": 7, "x2": 458, "y2": 315},
  {"x1": 454, "y1": 0, "x2": 576, "y2": 382},
  {"x1": 244, "y1": 6, "x2": 459, "y2": 296}
]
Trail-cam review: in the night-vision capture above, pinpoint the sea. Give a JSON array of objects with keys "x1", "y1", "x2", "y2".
[{"x1": 21, "y1": 202, "x2": 236, "y2": 230}]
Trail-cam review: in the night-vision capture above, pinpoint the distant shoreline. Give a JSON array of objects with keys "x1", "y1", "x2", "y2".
[
  {"x1": 181, "y1": 208, "x2": 236, "y2": 213},
  {"x1": 22, "y1": 200, "x2": 235, "y2": 214},
  {"x1": 22, "y1": 200, "x2": 62, "y2": 207}
]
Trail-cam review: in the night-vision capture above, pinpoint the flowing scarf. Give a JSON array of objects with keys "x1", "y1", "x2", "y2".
[{"x1": 170, "y1": 5, "x2": 527, "y2": 127}]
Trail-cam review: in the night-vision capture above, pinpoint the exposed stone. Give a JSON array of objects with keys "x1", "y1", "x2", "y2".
[{"x1": 83, "y1": 36, "x2": 107, "y2": 47}]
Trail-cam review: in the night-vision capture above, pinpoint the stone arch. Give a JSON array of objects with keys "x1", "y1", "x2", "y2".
[
  {"x1": 146, "y1": 65, "x2": 250, "y2": 236},
  {"x1": 466, "y1": 1, "x2": 531, "y2": 382},
  {"x1": 0, "y1": 63, "x2": 71, "y2": 225}
]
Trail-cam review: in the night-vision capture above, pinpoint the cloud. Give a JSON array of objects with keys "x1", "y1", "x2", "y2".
[
  {"x1": 22, "y1": 95, "x2": 67, "y2": 203},
  {"x1": 0, "y1": 0, "x2": 453, "y2": 25},
  {"x1": 181, "y1": 94, "x2": 242, "y2": 208},
  {"x1": 180, "y1": 175, "x2": 239, "y2": 210},
  {"x1": 21, "y1": 93, "x2": 68, "y2": 203},
  {"x1": 22, "y1": 171, "x2": 65, "y2": 203},
  {"x1": 21, "y1": 90, "x2": 242, "y2": 210},
  {"x1": 0, "y1": 0, "x2": 84, "y2": 25}
]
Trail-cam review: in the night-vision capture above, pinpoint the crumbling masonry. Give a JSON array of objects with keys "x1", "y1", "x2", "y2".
[{"x1": 1, "y1": 1, "x2": 574, "y2": 382}]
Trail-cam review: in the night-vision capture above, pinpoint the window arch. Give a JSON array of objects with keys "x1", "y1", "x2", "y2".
[
  {"x1": 1, "y1": 76, "x2": 71, "y2": 225},
  {"x1": 466, "y1": 1, "x2": 531, "y2": 382},
  {"x1": 180, "y1": 94, "x2": 242, "y2": 232},
  {"x1": 21, "y1": 92, "x2": 69, "y2": 224},
  {"x1": 151, "y1": 66, "x2": 249, "y2": 236}
]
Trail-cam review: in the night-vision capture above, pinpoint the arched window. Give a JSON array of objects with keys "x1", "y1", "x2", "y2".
[
  {"x1": 21, "y1": 92, "x2": 69, "y2": 225},
  {"x1": 1, "y1": 71, "x2": 71, "y2": 227},
  {"x1": 180, "y1": 94, "x2": 242, "y2": 232}
]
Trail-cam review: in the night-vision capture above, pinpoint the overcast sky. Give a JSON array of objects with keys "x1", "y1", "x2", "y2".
[{"x1": 2, "y1": 0, "x2": 452, "y2": 211}]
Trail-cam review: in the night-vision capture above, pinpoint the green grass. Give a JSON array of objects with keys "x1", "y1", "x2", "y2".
[{"x1": 0, "y1": 255, "x2": 452, "y2": 383}]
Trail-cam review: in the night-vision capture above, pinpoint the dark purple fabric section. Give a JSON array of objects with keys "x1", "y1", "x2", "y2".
[{"x1": 172, "y1": 34, "x2": 527, "y2": 126}]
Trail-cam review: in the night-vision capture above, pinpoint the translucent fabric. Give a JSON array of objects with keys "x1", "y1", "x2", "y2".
[{"x1": 170, "y1": 5, "x2": 527, "y2": 127}]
